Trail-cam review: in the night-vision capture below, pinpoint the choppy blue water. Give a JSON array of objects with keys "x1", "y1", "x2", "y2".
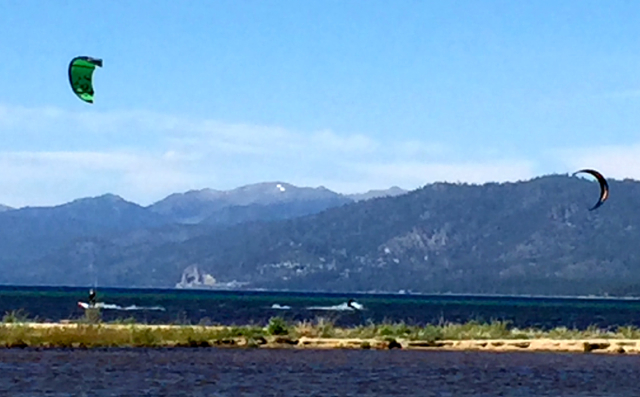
[
  {"x1": 2, "y1": 285, "x2": 640, "y2": 329},
  {"x1": 1, "y1": 348, "x2": 638, "y2": 396}
]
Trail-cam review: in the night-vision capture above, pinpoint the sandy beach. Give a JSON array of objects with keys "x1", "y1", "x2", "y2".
[{"x1": 294, "y1": 336, "x2": 637, "y2": 354}]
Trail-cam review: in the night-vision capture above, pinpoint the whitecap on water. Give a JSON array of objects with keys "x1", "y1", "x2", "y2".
[
  {"x1": 270, "y1": 303, "x2": 291, "y2": 310},
  {"x1": 306, "y1": 301, "x2": 364, "y2": 311},
  {"x1": 78, "y1": 302, "x2": 166, "y2": 311}
]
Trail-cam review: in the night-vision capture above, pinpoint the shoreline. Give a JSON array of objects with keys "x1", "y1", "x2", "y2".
[
  {"x1": 0, "y1": 322, "x2": 638, "y2": 354},
  {"x1": 297, "y1": 337, "x2": 635, "y2": 354}
]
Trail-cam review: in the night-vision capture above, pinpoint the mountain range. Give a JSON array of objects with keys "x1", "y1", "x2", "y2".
[
  {"x1": 0, "y1": 183, "x2": 405, "y2": 287},
  {"x1": 3, "y1": 176, "x2": 640, "y2": 297}
]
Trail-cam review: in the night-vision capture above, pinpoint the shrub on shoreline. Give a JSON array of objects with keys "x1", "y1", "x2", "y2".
[
  {"x1": 267, "y1": 317, "x2": 289, "y2": 336},
  {"x1": 2, "y1": 309, "x2": 31, "y2": 324}
]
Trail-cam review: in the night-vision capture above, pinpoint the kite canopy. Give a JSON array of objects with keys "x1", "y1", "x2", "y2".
[
  {"x1": 68, "y1": 56, "x2": 103, "y2": 103},
  {"x1": 572, "y1": 169, "x2": 609, "y2": 211}
]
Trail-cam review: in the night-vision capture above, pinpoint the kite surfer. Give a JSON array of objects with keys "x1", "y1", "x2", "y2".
[
  {"x1": 347, "y1": 299, "x2": 367, "y2": 325},
  {"x1": 88, "y1": 288, "x2": 97, "y2": 308}
]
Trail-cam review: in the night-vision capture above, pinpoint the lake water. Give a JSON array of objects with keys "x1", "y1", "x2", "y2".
[
  {"x1": 1, "y1": 348, "x2": 638, "y2": 396},
  {"x1": 2, "y1": 285, "x2": 640, "y2": 329},
  {"x1": 3, "y1": 286, "x2": 640, "y2": 396}
]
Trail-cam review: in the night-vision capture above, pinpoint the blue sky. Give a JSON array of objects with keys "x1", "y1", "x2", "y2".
[{"x1": 1, "y1": 0, "x2": 639, "y2": 207}]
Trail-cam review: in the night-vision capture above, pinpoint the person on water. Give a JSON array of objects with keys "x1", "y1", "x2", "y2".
[{"x1": 88, "y1": 289, "x2": 97, "y2": 308}]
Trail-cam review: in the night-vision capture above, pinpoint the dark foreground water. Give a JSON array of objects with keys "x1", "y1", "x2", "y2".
[
  {"x1": 0, "y1": 348, "x2": 638, "y2": 396},
  {"x1": 3, "y1": 285, "x2": 640, "y2": 329}
]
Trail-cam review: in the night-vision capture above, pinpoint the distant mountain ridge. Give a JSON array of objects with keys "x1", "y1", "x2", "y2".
[
  {"x1": 148, "y1": 182, "x2": 352, "y2": 224},
  {"x1": 7, "y1": 174, "x2": 640, "y2": 297},
  {"x1": 0, "y1": 193, "x2": 167, "y2": 266},
  {"x1": 0, "y1": 182, "x2": 394, "y2": 285},
  {"x1": 346, "y1": 186, "x2": 408, "y2": 201}
]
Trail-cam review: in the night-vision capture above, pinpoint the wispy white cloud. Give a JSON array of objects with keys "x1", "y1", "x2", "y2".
[
  {"x1": 551, "y1": 144, "x2": 640, "y2": 181},
  {"x1": 0, "y1": 150, "x2": 203, "y2": 207},
  {"x1": 358, "y1": 160, "x2": 536, "y2": 185},
  {"x1": 0, "y1": 103, "x2": 546, "y2": 207},
  {"x1": 313, "y1": 159, "x2": 537, "y2": 194}
]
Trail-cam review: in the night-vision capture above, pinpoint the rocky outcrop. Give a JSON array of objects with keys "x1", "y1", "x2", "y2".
[{"x1": 175, "y1": 265, "x2": 216, "y2": 289}]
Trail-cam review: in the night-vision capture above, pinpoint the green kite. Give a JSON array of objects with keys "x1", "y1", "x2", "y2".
[{"x1": 68, "y1": 56, "x2": 103, "y2": 104}]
